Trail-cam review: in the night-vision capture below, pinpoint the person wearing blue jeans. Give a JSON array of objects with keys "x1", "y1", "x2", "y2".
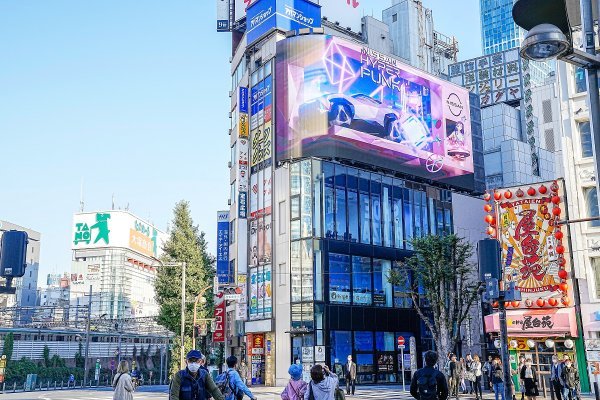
[{"x1": 491, "y1": 359, "x2": 506, "y2": 400}]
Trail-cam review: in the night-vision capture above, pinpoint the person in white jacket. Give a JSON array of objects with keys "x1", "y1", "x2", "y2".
[
  {"x1": 305, "y1": 364, "x2": 339, "y2": 400},
  {"x1": 113, "y1": 360, "x2": 135, "y2": 400}
]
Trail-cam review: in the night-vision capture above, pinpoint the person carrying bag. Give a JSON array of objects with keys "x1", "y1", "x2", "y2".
[{"x1": 113, "y1": 361, "x2": 135, "y2": 400}]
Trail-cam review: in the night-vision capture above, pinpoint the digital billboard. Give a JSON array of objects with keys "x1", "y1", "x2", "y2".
[{"x1": 276, "y1": 35, "x2": 477, "y2": 191}]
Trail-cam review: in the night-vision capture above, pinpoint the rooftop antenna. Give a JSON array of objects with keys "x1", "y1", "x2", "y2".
[
  {"x1": 112, "y1": 194, "x2": 115, "y2": 210},
  {"x1": 79, "y1": 178, "x2": 85, "y2": 212}
]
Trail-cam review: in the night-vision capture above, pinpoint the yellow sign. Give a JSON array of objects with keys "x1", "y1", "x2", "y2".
[
  {"x1": 251, "y1": 120, "x2": 272, "y2": 173},
  {"x1": 239, "y1": 113, "x2": 249, "y2": 138},
  {"x1": 129, "y1": 229, "x2": 154, "y2": 258}
]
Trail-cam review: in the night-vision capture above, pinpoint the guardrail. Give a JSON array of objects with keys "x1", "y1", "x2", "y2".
[{"x1": 0, "y1": 379, "x2": 167, "y2": 393}]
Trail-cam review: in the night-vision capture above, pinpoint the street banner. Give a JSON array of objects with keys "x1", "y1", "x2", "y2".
[
  {"x1": 213, "y1": 301, "x2": 226, "y2": 342},
  {"x1": 216, "y1": 211, "x2": 230, "y2": 284}
]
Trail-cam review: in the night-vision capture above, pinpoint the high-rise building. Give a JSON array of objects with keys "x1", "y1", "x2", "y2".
[
  {"x1": 222, "y1": 0, "x2": 485, "y2": 386},
  {"x1": 0, "y1": 220, "x2": 41, "y2": 325},
  {"x1": 479, "y1": 0, "x2": 552, "y2": 86},
  {"x1": 69, "y1": 211, "x2": 167, "y2": 320},
  {"x1": 556, "y1": 50, "x2": 600, "y2": 391}
]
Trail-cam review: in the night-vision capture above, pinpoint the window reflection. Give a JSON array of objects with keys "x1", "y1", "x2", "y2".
[{"x1": 352, "y1": 256, "x2": 372, "y2": 305}]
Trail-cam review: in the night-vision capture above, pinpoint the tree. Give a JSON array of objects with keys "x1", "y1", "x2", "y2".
[
  {"x1": 2, "y1": 332, "x2": 14, "y2": 359},
  {"x1": 43, "y1": 345, "x2": 50, "y2": 367},
  {"x1": 388, "y1": 234, "x2": 480, "y2": 366},
  {"x1": 155, "y1": 201, "x2": 215, "y2": 372}
]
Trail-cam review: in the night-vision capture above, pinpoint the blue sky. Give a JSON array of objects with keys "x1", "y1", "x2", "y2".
[{"x1": 0, "y1": 0, "x2": 481, "y2": 281}]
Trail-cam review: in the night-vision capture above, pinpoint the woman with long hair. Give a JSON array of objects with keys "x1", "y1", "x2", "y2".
[
  {"x1": 520, "y1": 358, "x2": 539, "y2": 400},
  {"x1": 472, "y1": 355, "x2": 483, "y2": 400},
  {"x1": 113, "y1": 360, "x2": 135, "y2": 400}
]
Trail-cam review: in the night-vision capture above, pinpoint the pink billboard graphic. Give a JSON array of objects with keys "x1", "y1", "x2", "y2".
[{"x1": 276, "y1": 35, "x2": 476, "y2": 191}]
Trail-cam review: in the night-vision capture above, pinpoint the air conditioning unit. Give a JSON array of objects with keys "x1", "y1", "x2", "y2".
[
  {"x1": 228, "y1": 129, "x2": 232, "y2": 136},
  {"x1": 228, "y1": 161, "x2": 232, "y2": 168},
  {"x1": 228, "y1": 199, "x2": 232, "y2": 206},
  {"x1": 229, "y1": 91, "x2": 233, "y2": 97},
  {"x1": 228, "y1": 112, "x2": 232, "y2": 118}
]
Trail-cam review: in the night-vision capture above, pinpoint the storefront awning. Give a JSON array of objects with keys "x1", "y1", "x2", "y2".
[{"x1": 484, "y1": 308, "x2": 578, "y2": 338}]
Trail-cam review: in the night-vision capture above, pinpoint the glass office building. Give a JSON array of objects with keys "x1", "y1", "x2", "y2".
[{"x1": 287, "y1": 159, "x2": 454, "y2": 383}]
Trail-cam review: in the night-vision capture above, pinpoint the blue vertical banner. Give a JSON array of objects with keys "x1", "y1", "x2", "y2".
[{"x1": 216, "y1": 211, "x2": 230, "y2": 284}]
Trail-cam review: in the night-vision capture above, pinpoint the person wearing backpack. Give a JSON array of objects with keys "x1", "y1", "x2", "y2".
[
  {"x1": 282, "y1": 364, "x2": 308, "y2": 400},
  {"x1": 491, "y1": 358, "x2": 505, "y2": 400},
  {"x1": 410, "y1": 350, "x2": 448, "y2": 400},
  {"x1": 216, "y1": 356, "x2": 256, "y2": 400},
  {"x1": 170, "y1": 350, "x2": 224, "y2": 400}
]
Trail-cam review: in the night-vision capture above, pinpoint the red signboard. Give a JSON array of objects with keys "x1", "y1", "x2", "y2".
[
  {"x1": 397, "y1": 336, "x2": 405, "y2": 346},
  {"x1": 213, "y1": 301, "x2": 226, "y2": 343}
]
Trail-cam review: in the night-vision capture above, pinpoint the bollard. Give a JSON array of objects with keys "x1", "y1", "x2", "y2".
[
  {"x1": 594, "y1": 381, "x2": 600, "y2": 400},
  {"x1": 54, "y1": 380, "x2": 57, "y2": 390},
  {"x1": 13, "y1": 382, "x2": 17, "y2": 392}
]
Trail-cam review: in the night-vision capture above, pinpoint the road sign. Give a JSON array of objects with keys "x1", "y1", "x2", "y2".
[{"x1": 397, "y1": 336, "x2": 405, "y2": 347}]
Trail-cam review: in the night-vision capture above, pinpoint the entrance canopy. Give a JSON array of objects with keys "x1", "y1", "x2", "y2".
[{"x1": 484, "y1": 308, "x2": 578, "y2": 338}]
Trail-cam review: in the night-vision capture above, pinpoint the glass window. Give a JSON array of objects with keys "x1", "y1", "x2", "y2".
[
  {"x1": 420, "y1": 191, "x2": 429, "y2": 236},
  {"x1": 291, "y1": 162, "x2": 301, "y2": 196},
  {"x1": 586, "y1": 188, "x2": 600, "y2": 227},
  {"x1": 291, "y1": 241, "x2": 302, "y2": 302},
  {"x1": 404, "y1": 189, "x2": 414, "y2": 249},
  {"x1": 354, "y1": 331, "x2": 373, "y2": 351},
  {"x1": 348, "y1": 190, "x2": 359, "y2": 242},
  {"x1": 329, "y1": 253, "x2": 351, "y2": 304},
  {"x1": 335, "y1": 165, "x2": 347, "y2": 240},
  {"x1": 579, "y1": 121, "x2": 593, "y2": 158},
  {"x1": 313, "y1": 161, "x2": 322, "y2": 238},
  {"x1": 393, "y1": 186, "x2": 404, "y2": 249},
  {"x1": 301, "y1": 161, "x2": 313, "y2": 238},
  {"x1": 352, "y1": 256, "x2": 372, "y2": 305},
  {"x1": 373, "y1": 259, "x2": 393, "y2": 307},
  {"x1": 371, "y1": 177, "x2": 382, "y2": 246},
  {"x1": 592, "y1": 259, "x2": 600, "y2": 299},
  {"x1": 375, "y1": 332, "x2": 395, "y2": 351},
  {"x1": 574, "y1": 67, "x2": 587, "y2": 93},
  {"x1": 315, "y1": 249, "x2": 323, "y2": 301},
  {"x1": 382, "y1": 179, "x2": 393, "y2": 247},
  {"x1": 359, "y1": 171, "x2": 371, "y2": 244},
  {"x1": 324, "y1": 164, "x2": 335, "y2": 239},
  {"x1": 356, "y1": 354, "x2": 375, "y2": 380},
  {"x1": 330, "y1": 331, "x2": 352, "y2": 365},
  {"x1": 301, "y1": 241, "x2": 314, "y2": 301},
  {"x1": 393, "y1": 266, "x2": 413, "y2": 309}
]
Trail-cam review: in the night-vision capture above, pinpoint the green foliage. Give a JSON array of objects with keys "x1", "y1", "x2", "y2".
[
  {"x1": 5, "y1": 356, "x2": 82, "y2": 386},
  {"x1": 155, "y1": 201, "x2": 216, "y2": 372},
  {"x1": 388, "y1": 234, "x2": 480, "y2": 360},
  {"x1": 74, "y1": 342, "x2": 85, "y2": 369},
  {"x1": 42, "y1": 345, "x2": 50, "y2": 368},
  {"x1": 2, "y1": 332, "x2": 14, "y2": 359}
]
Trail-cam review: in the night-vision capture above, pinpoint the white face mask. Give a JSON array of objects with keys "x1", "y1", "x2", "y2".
[{"x1": 188, "y1": 363, "x2": 201, "y2": 373}]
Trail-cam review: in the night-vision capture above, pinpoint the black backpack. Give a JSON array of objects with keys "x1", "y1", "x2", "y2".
[{"x1": 417, "y1": 370, "x2": 438, "y2": 400}]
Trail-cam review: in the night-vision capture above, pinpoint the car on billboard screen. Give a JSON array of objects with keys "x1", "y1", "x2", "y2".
[{"x1": 275, "y1": 35, "x2": 477, "y2": 191}]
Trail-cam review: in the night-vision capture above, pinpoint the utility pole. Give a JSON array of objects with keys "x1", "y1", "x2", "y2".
[
  {"x1": 83, "y1": 285, "x2": 92, "y2": 387},
  {"x1": 180, "y1": 262, "x2": 186, "y2": 370}
]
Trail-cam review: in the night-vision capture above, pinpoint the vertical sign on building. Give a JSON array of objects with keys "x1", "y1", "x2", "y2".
[
  {"x1": 213, "y1": 301, "x2": 226, "y2": 342},
  {"x1": 217, "y1": 211, "x2": 230, "y2": 284},
  {"x1": 239, "y1": 87, "x2": 250, "y2": 219},
  {"x1": 216, "y1": 0, "x2": 231, "y2": 32}
]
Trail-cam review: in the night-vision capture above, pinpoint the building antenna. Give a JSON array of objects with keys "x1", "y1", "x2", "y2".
[
  {"x1": 80, "y1": 178, "x2": 85, "y2": 212},
  {"x1": 112, "y1": 193, "x2": 115, "y2": 210}
]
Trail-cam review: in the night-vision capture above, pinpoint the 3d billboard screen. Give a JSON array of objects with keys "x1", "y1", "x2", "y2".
[{"x1": 276, "y1": 35, "x2": 477, "y2": 191}]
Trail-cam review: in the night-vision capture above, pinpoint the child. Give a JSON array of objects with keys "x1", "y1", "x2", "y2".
[{"x1": 281, "y1": 364, "x2": 308, "y2": 400}]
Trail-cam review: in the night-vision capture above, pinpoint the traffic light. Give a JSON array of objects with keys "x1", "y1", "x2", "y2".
[
  {"x1": 478, "y1": 238, "x2": 501, "y2": 282},
  {"x1": 0, "y1": 230, "x2": 29, "y2": 278},
  {"x1": 219, "y1": 286, "x2": 243, "y2": 300}
]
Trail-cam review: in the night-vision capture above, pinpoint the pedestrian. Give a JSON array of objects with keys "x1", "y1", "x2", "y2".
[
  {"x1": 69, "y1": 373, "x2": 75, "y2": 388},
  {"x1": 550, "y1": 355, "x2": 564, "y2": 400},
  {"x1": 239, "y1": 360, "x2": 249, "y2": 385},
  {"x1": 472, "y1": 355, "x2": 483, "y2": 400},
  {"x1": 113, "y1": 360, "x2": 135, "y2": 400},
  {"x1": 344, "y1": 355, "x2": 357, "y2": 396},
  {"x1": 409, "y1": 350, "x2": 448, "y2": 400},
  {"x1": 491, "y1": 358, "x2": 505, "y2": 400},
  {"x1": 444, "y1": 353, "x2": 453, "y2": 377},
  {"x1": 217, "y1": 355, "x2": 257, "y2": 400},
  {"x1": 465, "y1": 355, "x2": 475, "y2": 395},
  {"x1": 459, "y1": 358, "x2": 467, "y2": 394},
  {"x1": 520, "y1": 358, "x2": 539, "y2": 400},
  {"x1": 200, "y1": 354, "x2": 209, "y2": 373},
  {"x1": 304, "y1": 364, "x2": 339, "y2": 400},
  {"x1": 561, "y1": 358, "x2": 580, "y2": 400},
  {"x1": 169, "y1": 350, "x2": 225, "y2": 400},
  {"x1": 517, "y1": 356, "x2": 526, "y2": 400},
  {"x1": 281, "y1": 364, "x2": 308, "y2": 400},
  {"x1": 448, "y1": 354, "x2": 460, "y2": 399},
  {"x1": 483, "y1": 356, "x2": 493, "y2": 391}
]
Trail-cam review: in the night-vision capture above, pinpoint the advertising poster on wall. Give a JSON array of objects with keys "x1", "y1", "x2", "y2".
[
  {"x1": 492, "y1": 180, "x2": 572, "y2": 309},
  {"x1": 249, "y1": 267, "x2": 259, "y2": 320},
  {"x1": 250, "y1": 173, "x2": 259, "y2": 218},
  {"x1": 236, "y1": 274, "x2": 248, "y2": 321},
  {"x1": 250, "y1": 60, "x2": 273, "y2": 174},
  {"x1": 250, "y1": 219, "x2": 258, "y2": 267},
  {"x1": 262, "y1": 214, "x2": 272, "y2": 265},
  {"x1": 263, "y1": 265, "x2": 273, "y2": 318},
  {"x1": 276, "y1": 35, "x2": 476, "y2": 191},
  {"x1": 213, "y1": 301, "x2": 226, "y2": 342},
  {"x1": 217, "y1": 211, "x2": 231, "y2": 284},
  {"x1": 251, "y1": 120, "x2": 272, "y2": 174},
  {"x1": 249, "y1": 265, "x2": 272, "y2": 320}
]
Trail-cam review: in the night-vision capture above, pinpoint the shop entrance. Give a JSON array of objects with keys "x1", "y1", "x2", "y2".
[{"x1": 248, "y1": 334, "x2": 265, "y2": 385}]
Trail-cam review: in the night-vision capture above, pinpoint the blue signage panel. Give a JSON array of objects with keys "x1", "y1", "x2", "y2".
[
  {"x1": 247, "y1": 0, "x2": 321, "y2": 44},
  {"x1": 238, "y1": 192, "x2": 248, "y2": 219},
  {"x1": 239, "y1": 87, "x2": 249, "y2": 114},
  {"x1": 216, "y1": 211, "x2": 230, "y2": 284}
]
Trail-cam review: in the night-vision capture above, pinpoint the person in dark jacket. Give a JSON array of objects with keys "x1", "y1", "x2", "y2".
[
  {"x1": 448, "y1": 355, "x2": 460, "y2": 399},
  {"x1": 410, "y1": 351, "x2": 448, "y2": 400},
  {"x1": 550, "y1": 355, "x2": 564, "y2": 400},
  {"x1": 561, "y1": 359, "x2": 580, "y2": 400},
  {"x1": 491, "y1": 359, "x2": 505, "y2": 400},
  {"x1": 520, "y1": 358, "x2": 539, "y2": 400},
  {"x1": 170, "y1": 350, "x2": 224, "y2": 400}
]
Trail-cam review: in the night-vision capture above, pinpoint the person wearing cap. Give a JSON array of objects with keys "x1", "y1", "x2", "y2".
[
  {"x1": 281, "y1": 364, "x2": 308, "y2": 400},
  {"x1": 170, "y1": 350, "x2": 224, "y2": 400}
]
